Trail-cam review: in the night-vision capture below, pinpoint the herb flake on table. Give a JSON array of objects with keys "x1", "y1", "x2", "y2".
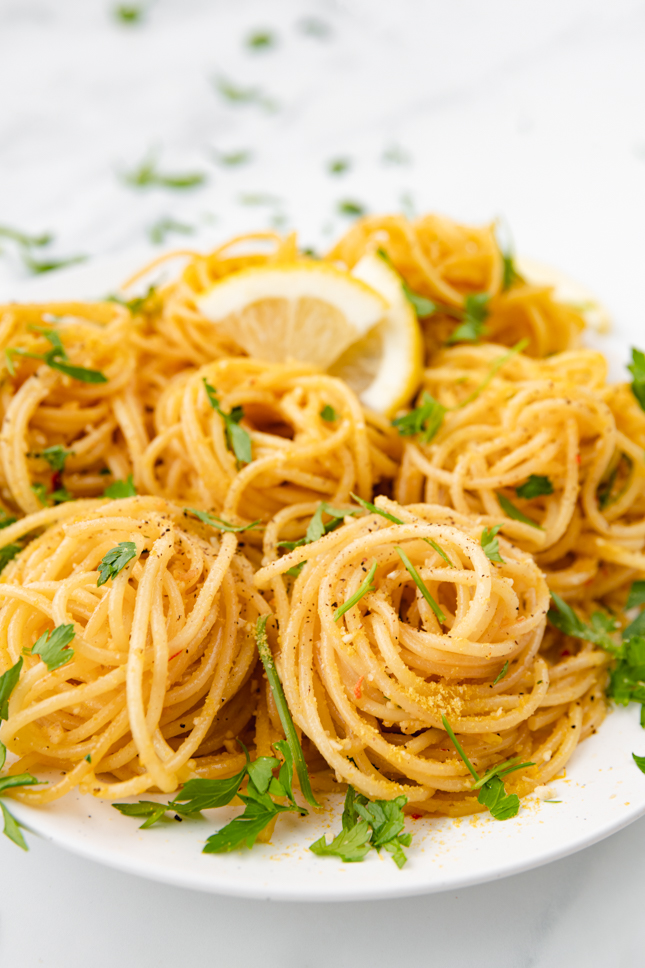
[
  {"x1": 149, "y1": 218, "x2": 194, "y2": 245},
  {"x1": 214, "y1": 76, "x2": 278, "y2": 112},
  {"x1": 328, "y1": 158, "x2": 351, "y2": 175},
  {"x1": 337, "y1": 200, "x2": 365, "y2": 217},
  {"x1": 246, "y1": 30, "x2": 276, "y2": 50},
  {"x1": 121, "y1": 153, "x2": 206, "y2": 190}
]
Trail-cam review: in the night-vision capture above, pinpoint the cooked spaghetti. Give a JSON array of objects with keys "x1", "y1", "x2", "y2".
[
  {"x1": 255, "y1": 497, "x2": 607, "y2": 811},
  {"x1": 0, "y1": 213, "x2": 636, "y2": 829},
  {"x1": 0, "y1": 496, "x2": 265, "y2": 804}
]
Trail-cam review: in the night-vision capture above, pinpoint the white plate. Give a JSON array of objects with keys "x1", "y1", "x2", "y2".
[{"x1": 5, "y1": 256, "x2": 645, "y2": 901}]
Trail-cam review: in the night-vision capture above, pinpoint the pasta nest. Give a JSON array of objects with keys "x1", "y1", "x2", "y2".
[
  {"x1": 0, "y1": 496, "x2": 265, "y2": 804},
  {"x1": 255, "y1": 498, "x2": 607, "y2": 809},
  {"x1": 138, "y1": 356, "x2": 400, "y2": 523}
]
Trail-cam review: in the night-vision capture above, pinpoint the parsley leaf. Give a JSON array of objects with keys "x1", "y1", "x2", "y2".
[
  {"x1": 628, "y1": 348, "x2": 645, "y2": 412},
  {"x1": 0, "y1": 544, "x2": 21, "y2": 573},
  {"x1": 481, "y1": 524, "x2": 505, "y2": 563},
  {"x1": 103, "y1": 475, "x2": 137, "y2": 498},
  {"x1": 627, "y1": 581, "x2": 645, "y2": 611},
  {"x1": 185, "y1": 508, "x2": 263, "y2": 533},
  {"x1": 337, "y1": 200, "x2": 365, "y2": 217},
  {"x1": 395, "y1": 547, "x2": 445, "y2": 623},
  {"x1": 113, "y1": 5, "x2": 144, "y2": 23},
  {"x1": 214, "y1": 76, "x2": 278, "y2": 112},
  {"x1": 502, "y1": 252, "x2": 523, "y2": 291},
  {"x1": 392, "y1": 391, "x2": 446, "y2": 444},
  {"x1": 255, "y1": 616, "x2": 320, "y2": 808},
  {"x1": 0, "y1": 511, "x2": 16, "y2": 531},
  {"x1": 349, "y1": 493, "x2": 404, "y2": 524},
  {"x1": 22, "y1": 254, "x2": 87, "y2": 275},
  {"x1": 333, "y1": 559, "x2": 378, "y2": 622},
  {"x1": 328, "y1": 158, "x2": 351, "y2": 175},
  {"x1": 0, "y1": 773, "x2": 41, "y2": 850},
  {"x1": 112, "y1": 801, "x2": 170, "y2": 829},
  {"x1": 310, "y1": 785, "x2": 411, "y2": 867},
  {"x1": 515, "y1": 475, "x2": 554, "y2": 499},
  {"x1": 320, "y1": 404, "x2": 338, "y2": 422},
  {"x1": 0, "y1": 225, "x2": 53, "y2": 248},
  {"x1": 401, "y1": 283, "x2": 439, "y2": 319},
  {"x1": 121, "y1": 153, "x2": 206, "y2": 190},
  {"x1": 496, "y1": 491, "x2": 542, "y2": 529},
  {"x1": 279, "y1": 502, "x2": 356, "y2": 551},
  {"x1": 213, "y1": 149, "x2": 252, "y2": 167},
  {"x1": 39, "y1": 444, "x2": 70, "y2": 472},
  {"x1": 547, "y1": 592, "x2": 619, "y2": 652},
  {"x1": 149, "y1": 217, "x2": 194, "y2": 245},
  {"x1": 441, "y1": 716, "x2": 530, "y2": 821},
  {"x1": 493, "y1": 660, "x2": 509, "y2": 685},
  {"x1": 97, "y1": 542, "x2": 137, "y2": 587},
  {"x1": 31, "y1": 482, "x2": 48, "y2": 506},
  {"x1": 446, "y1": 294, "x2": 490, "y2": 344},
  {"x1": 7, "y1": 328, "x2": 107, "y2": 384},
  {"x1": 28, "y1": 624, "x2": 75, "y2": 671},
  {"x1": 633, "y1": 753, "x2": 645, "y2": 774},
  {"x1": 168, "y1": 766, "x2": 248, "y2": 816},
  {"x1": 203, "y1": 379, "x2": 252, "y2": 464},
  {"x1": 246, "y1": 30, "x2": 276, "y2": 49},
  {"x1": 0, "y1": 658, "x2": 22, "y2": 721}
]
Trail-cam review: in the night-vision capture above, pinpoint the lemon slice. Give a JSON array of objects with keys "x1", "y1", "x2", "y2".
[
  {"x1": 516, "y1": 256, "x2": 611, "y2": 333},
  {"x1": 329, "y1": 253, "x2": 423, "y2": 417},
  {"x1": 195, "y1": 263, "x2": 387, "y2": 369}
]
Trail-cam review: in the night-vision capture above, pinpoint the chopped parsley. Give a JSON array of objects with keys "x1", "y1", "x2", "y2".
[
  {"x1": 39, "y1": 444, "x2": 70, "y2": 472},
  {"x1": 97, "y1": 542, "x2": 138, "y2": 587},
  {"x1": 186, "y1": 508, "x2": 263, "y2": 533},
  {"x1": 481, "y1": 525, "x2": 504, "y2": 563},
  {"x1": 496, "y1": 492, "x2": 542, "y2": 529},
  {"x1": 350, "y1": 493, "x2": 404, "y2": 525},
  {"x1": 6, "y1": 326, "x2": 107, "y2": 383},
  {"x1": 446, "y1": 293, "x2": 491, "y2": 344},
  {"x1": 246, "y1": 30, "x2": 276, "y2": 50},
  {"x1": 515, "y1": 475, "x2": 554, "y2": 500},
  {"x1": 333, "y1": 560, "x2": 378, "y2": 623},
  {"x1": 328, "y1": 158, "x2": 351, "y2": 175},
  {"x1": 337, "y1": 200, "x2": 365, "y2": 217},
  {"x1": 203, "y1": 379, "x2": 252, "y2": 464},
  {"x1": 395, "y1": 547, "x2": 445, "y2": 623},
  {"x1": 113, "y1": 5, "x2": 144, "y2": 23},
  {"x1": 442, "y1": 716, "x2": 533, "y2": 820},
  {"x1": 103, "y1": 475, "x2": 137, "y2": 499},
  {"x1": 493, "y1": 660, "x2": 509, "y2": 685},
  {"x1": 107, "y1": 285, "x2": 158, "y2": 315},
  {"x1": 0, "y1": 772, "x2": 41, "y2": 850},
  {"x1": 121, "y1": 153, "x2": 206, "y2": 190},
  {"x1": 149, "y1": 218, "x2": 194, "y2": 245},
  {"x1": 628, "y1": 348, "x2": 645, "y2": 412},
  {"x1": 0, "y1": 544, "x2": 21, "y2": 574},
  {"x1": 401, "y1": 283, "x2": 439, "y2": 319},
  {"x1": 213, "y1": 149, "x2": 252, "y2": 167},
  {"x1": 26, "y1": 624, "x2": 75, "y2": 671},
  {"x1": 0, "y1": 225, "x2": 52, "y2": 248},
  {"x1": 310, "y1": 785, "x2": 412, "y2": 867},
  {"x1": 22, "y1": 254, "x2": 87, "y2": 275},
  {"x1": 214, "y1": 76, "x2": 278, "y2": 112},
  {"x1": 320, "y1": 404, "x2": 339, "y2": 422},
  {"x1": 0, "y1": 657, "x2": 22, "y2": 721}
]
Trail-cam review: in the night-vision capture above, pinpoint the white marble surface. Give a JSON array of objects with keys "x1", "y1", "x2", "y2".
[{"x1": 2, "y1": 0, "x2": 645, "y2": 964}]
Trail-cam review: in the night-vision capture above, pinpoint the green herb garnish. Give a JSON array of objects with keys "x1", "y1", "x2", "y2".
[
  {"x1": 401, "y1": 283, "x2": 438, "y2": 318},
  {"x1": 328, "y1": 158, "x2": 351, "y2": 175},
  {"x1": 0, "y1": 658, "x2": 22, "y2": 721},
  {"x1": 395, "y1": 547, "x2": 445, "y2": 623},
  {"x1": 149, "y1": 217, "x2": 194, "y2": 245},
  {"x1": 254, "y1": 616, "x2": 320, "y2": 808},
  {"x1": 492, "y1": 661, "x2": 509, "y2": 685},
  {"x1": 121, "y1": 153, "x2": 206, "y2": 190},
  {"x1": 515, "y1": 475, "x2": 554, "y2": 500},
  {"x1": 0, "y1": 225, "x2": 52, "y2": 248},
  {"x1": 310, "y1": 785, "x2": 412, "y2": 867},
  {"x1": 333, "y1": 560, "x2": 378, "y2": 623},
  {"x1": 186, "y1": 508, "x2": 263, "y2": 533},
  {"x1": 22, "y1": 254, "x2": 87, "y2": 275},
  {"x1": 442, "y1": 716, "x2": 533, "y2": 820},
  {"x1": 97, "y1": 542, "x2": 137, "y2": 587},
  {"x1": 446, "y1": 293, "x2": 490, "y2": 344},
  {"x1": 38, "y1": 445, "x2": 70, "y2": 472},
  {"x1": 214, "y1": 76, "x2": 278, "y2": 112},
  {"x1": 213, "y1": 149, "x2": 252, "y2": 167},
  {"x1": 27, "y1": 624, "x2": 75, "y2": 671},
  {"x1": 349, "y1": 493, "x2": 403, "y2": 525},
  {"x1": 628, "y1": 348, "x2": 645, "y2": 412},
  {"x1": 0, "y1": 773, "x2": 42, "y2": 850},
  {"x1": 481, "y1": 524, "x2": 505, "y2": 563},
  {"x1": 320, "y1": 404, "x2": 338, "y2": 422},
  {"x1": 6, "y1": 327, "x2": 107, "y2": 384},
  {"x1": 337, "y1": 200, "x2": 365, "y2": 217},
  {"x1": 0, "y1": 545, "x2": 21, "y2": 574},
  {"x1": 203, "y1": 379, "x2": 252, "y2": 464},
  {"x1": 246, "y1": 30, "x2": 276, "y2": 49},
  {"x1": 113, "y1": 5, "x2": 144, "y2": 23},
  {"x1": 103, "y1": 475, "x2": 137, "y2": 498},
  {"x1": 627, "y1": 581, "x2": 645, "y2": 611},
  {"x1": 107, "y1": 285, "x2": 158, "y2": 315},
  {"x1": 496, "y1": 492, "x2": 542, "y2": 529}
]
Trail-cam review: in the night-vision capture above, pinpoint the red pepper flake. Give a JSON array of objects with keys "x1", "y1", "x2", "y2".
[
  {"x1": 410, "y1": 813, "x2": 422, "y2": 820},
  {"x1": 354, "y1": 675, "x2": 364, "y2": 700},
  {"x1": 561, "y1": 649, "x2": 571, "y2": 657},
  {"x1": 575, "y1": 454, "x2": 581, "y2": 464},
  {"x1": 52, "y1": 470, "x2": 62, "y2": 491},
  {"x1": 169, "y1": 650, "x2": 182, "y2": 661}
]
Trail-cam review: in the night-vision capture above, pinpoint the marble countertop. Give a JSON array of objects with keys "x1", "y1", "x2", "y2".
[{"x1": 1, "y1": 0, "x2": 645, "y2": 964}]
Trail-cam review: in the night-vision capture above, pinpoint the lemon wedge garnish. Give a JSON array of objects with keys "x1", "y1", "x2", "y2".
[
  {"x1": 329, "y1": 253, "x2": 423, "y2": 417},
  {"x1": 195, "y1": 262, "x2": 387, "y2": 369},
  {"x1": 516, "y1": 256, "x2": 611, "y2": 333}
]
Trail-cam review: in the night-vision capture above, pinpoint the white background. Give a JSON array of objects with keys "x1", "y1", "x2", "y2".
[{"x1": 1, "y1": 0, "x2": 645, "y2": 964}]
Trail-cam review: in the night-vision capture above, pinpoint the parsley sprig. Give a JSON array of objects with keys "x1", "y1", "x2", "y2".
[
  {"x1": 203, "y1": 379, "x2": 252, "y2": 465},
  {"x1": 310, "y1": 785, "x2": 412, "y2": 867},
  {"x1": 392, "y1": 339, "x2": 528, "y2": 444},
  {"x1": 442, "y1": 716, "x2": 533, "y2": 820},
  {"x1": 6, "y1": 327, "x2": 107, "y2": 384}
]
